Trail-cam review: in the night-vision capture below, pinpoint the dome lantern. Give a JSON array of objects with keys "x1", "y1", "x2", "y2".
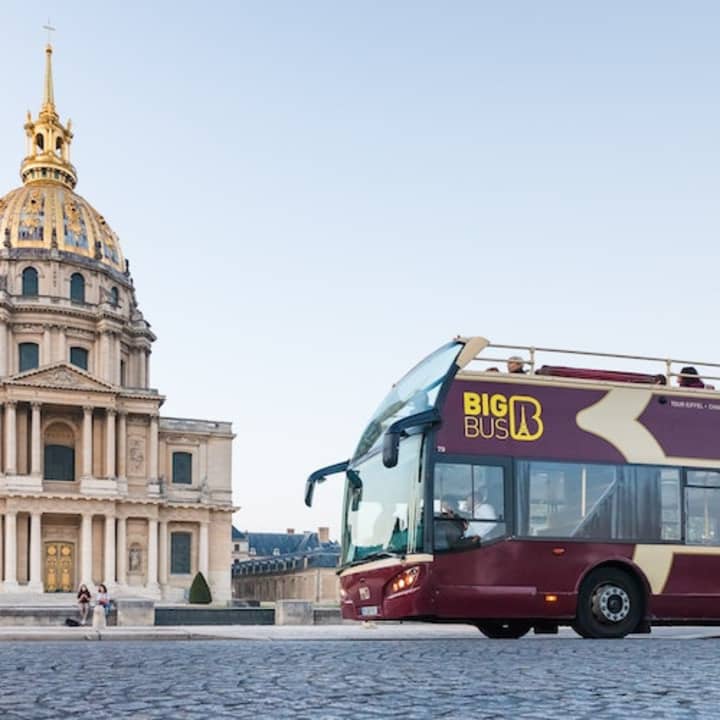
[{"x1": 20, "y1": 44, "x2": 77, "y2": 190}]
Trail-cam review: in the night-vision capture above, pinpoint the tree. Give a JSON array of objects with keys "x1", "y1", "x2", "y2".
[{"x1": 188, "y1": 571, "x2": 212, "y2": 604}]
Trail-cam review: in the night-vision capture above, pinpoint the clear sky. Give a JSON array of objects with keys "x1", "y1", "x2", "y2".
[{"x1": 1, "y1": 2, "x2": 720, "y2": 540}]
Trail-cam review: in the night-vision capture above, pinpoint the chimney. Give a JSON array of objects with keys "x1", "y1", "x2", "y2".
[
  {"x1": 286, "y1": 528, "x2": 295, "y2": 535},
  {"x1": 318, "y1": 526, "x2": 330, "y2": 544}
]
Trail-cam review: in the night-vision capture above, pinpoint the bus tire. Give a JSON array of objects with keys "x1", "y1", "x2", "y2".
[
  {"x1": 474, "y1": 621, "x2": 531, "y2": 639},
  {"x1": 573, "y1": 567, "x2": 643, "y2": 639}
]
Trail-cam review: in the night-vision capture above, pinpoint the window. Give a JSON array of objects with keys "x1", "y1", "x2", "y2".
[
  {"x1": 44, "y1": 445, "x2": 75, "y2": 481},
  {"x1": 18, "y1": 342, "x2": 39, "y2": 372},
  {"x1": 172, "y1": 451, "x2": 192, "y2": 484},
  {"x1": 110, "y1": 286, "x2": 119, "y2": 307},
  {"x1": 433, "y1": 462, "x2": 506, "y2": 550},
  {"x1": 120, "y1": 360, "x2": 126, "y2": 386},
  {"x1": 21, "y1": 267, "x2": 38, "y2": 296},
  {"x1": 70, "y1": 347, "x2": 89, "y2": 370},
  {"x1": 171, "y1": 532, "x2": 191, "y2": 574},
  {"x1": 516, "y1": 460, "x2": 681, "y2": 542},
  {"x1": 686, "y1": 470, "x2": 720, "y2": 545},
  {"x1": 70, "y1": 273, "x2": 85, "y2": 303}
]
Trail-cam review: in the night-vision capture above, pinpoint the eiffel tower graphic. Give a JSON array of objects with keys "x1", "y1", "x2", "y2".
[{"x1": 514, "y1": 405, "x2": 532, "y2": 439}]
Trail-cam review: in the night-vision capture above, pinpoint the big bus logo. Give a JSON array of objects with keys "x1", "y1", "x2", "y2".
[{"x1": 462, "y1": 392, "x2": 544, "y2": 442}]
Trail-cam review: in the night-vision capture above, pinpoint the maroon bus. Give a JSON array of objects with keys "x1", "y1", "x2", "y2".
[{"x1": 305, "y1": 337, "x2": 720, "y2": 638}]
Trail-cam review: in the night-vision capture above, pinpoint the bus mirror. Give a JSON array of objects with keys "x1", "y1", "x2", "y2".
[
  {"x1": 382, "y1": 409, "x2": 442, "y2": 468},
  {"x1": 383, "y1": 430, "x2": 402, "y2": 468},
  {"x1": 304, "y1": 460, "x2": 349, "y2": 508}
]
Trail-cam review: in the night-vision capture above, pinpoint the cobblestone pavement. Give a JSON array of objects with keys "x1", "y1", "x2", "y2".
[{"x1": 0, "y1": 637, "x2": 717, "y2": 719}]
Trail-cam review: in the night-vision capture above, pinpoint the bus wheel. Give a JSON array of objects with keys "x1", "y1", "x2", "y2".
[
  {"x1": 475, "y1": 621, "x2": 532, "y2": 639},
  {"x1": 573, "y1": 567, "x2": 643, "y2": 639}
]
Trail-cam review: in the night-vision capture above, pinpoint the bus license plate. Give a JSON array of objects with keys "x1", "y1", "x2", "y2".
[{"x1": 360, "y1": 605, "x2": 378, "y2": 617}]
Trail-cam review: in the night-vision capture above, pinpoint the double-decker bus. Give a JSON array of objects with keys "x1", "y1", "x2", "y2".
[{"x1": 305, "y1": 337, "x2": 720, "y2": 638}]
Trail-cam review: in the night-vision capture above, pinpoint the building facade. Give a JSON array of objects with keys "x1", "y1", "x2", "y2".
[
  {"x1": 232, "y1": 527, "x2": 340, "y2": 604},
  {"x1": 0, "y1": 44, "x2": 234, "y2": 602}
]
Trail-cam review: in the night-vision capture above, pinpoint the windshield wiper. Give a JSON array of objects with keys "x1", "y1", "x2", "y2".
[{"x1": 348, "y1": 550, "x2": 403, "y2": 567}]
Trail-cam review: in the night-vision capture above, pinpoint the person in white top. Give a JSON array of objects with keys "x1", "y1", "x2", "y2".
[{"x1": 463, "y1": 489, "x2": 498, "y2": 539}]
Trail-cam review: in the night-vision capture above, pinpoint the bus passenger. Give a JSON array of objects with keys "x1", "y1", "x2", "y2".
[
  {"x1": 463, "y1": 490, "x2": 497, "y2": 539},
  {"x1": 506, "y1": 356, "x2": 526, "y2": 374},
  {"x1": 678, "y1": 366, "x2": 705, "y2": 389}
]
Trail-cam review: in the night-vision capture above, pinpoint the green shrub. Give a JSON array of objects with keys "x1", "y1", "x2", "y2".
[{"x1": 188, "y1": 571, "x2": 212, "y2": 604}]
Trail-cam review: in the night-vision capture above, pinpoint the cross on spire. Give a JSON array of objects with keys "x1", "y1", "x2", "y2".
[{"x1": 42, "y1": 20, "x2": 56, "y2": 45}]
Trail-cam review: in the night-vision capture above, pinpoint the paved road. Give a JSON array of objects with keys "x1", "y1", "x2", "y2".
[{"x1": 1, "y1": 633, "x2": 718, "y2": 719}]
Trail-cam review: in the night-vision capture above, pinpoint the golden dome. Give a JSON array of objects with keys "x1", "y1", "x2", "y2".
[
  {"x1": 0, "y1": 44, "x2": 125, "y2": 274},
  {"x1": 0, "y1": 184, "x2": 125, "y2": 272}
]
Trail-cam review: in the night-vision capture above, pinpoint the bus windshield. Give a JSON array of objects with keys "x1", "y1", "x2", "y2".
[
  {"x1": 352, "y1": 341, "x2": 462, "y2": 460},
  {"x1": 343, "y1": 434, "x2": 424, "y2": 565}
]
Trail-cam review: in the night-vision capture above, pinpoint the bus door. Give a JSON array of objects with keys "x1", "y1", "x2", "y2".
[
  {"x1": 660, "y1": 471, "x2": 720, "y2": 618},
  {"x1": 430, "y1": 457, "x2": 529, "y2": 617}
]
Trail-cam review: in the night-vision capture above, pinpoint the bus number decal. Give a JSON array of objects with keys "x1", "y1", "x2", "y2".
[{"x1": 463, "y1": 392, "x2": 544, "y2": 442}]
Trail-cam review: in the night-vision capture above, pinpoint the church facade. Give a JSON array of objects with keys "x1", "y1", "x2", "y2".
[{"x1": 0, "y1": 45, "x2": 234, "y2": 602}]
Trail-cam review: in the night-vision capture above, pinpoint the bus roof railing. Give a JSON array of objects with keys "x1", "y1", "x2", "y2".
[{"x1": 459, "y1": 338, "x2": 720, "y2": 386}]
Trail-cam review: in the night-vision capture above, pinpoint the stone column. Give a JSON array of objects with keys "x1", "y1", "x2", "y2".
[
  {"x1": 57, "y1": 326, "x2": 67, "y2": 363},
  {"x1": 42, "y1": 325, "x2": 52, "y2": 365},
  {"x1": 158, "y1": 520, "x2": 168, "y2": 587},
  {"x1": 117, "y1": 412, "x2": 127, "y2": 479},
  {"x1": 199, "y1": 521, "x2": 209, "y2": 579},
  {"x1": 0, "y1": 515, "x2": 3, "y2": 581},
  {"x1": 145, "y1": 351, "x2": 150, "y2": 389},
  {"x1": 104, "y1": 514, "x2": 116, "y2": 587},
  {"x1": 105, "y1": 409, "x2": 116, "y2": 478},
  {"x1": 138, "y1": 350, "x2": 147, "y2": 388},
  {"x1": 82, "y1": 406, "x2": 93, "y2": 478},
  {"x1": 0, "y1": 321, "x2": 8, "y2": 377},
  {"x1": 28, "y1": 511, "x2": 43, "y2": 592},
  {"x1": 30, "y1": 402, "x2": 42, "y2": 478},
  {"x1": 81, "y1": 512, "x2": 93, "y2": 586},
  {"x1": 4, "y1": 401, "x2": 16, "y2": 475},
  {"x1": 116, "y1": 516, "x2": 127, "y2": 586},
  {"x1": 149, "y1": 414, "x2": 159, "y2": 483},
  {"x1": 147, "y1": 518, "x2": 159, "y2": 591},
  {"x1": 114, "y1": 335, "x2": 122, "y2": 385},
  {"x1": 4, "y1": 511, "x2": 17, "y2": 590},
  {"x1": 99, "y1": 332, "x2": 110, "y2": 383}
]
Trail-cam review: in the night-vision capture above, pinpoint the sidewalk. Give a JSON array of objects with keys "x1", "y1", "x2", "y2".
[{"x1": 0, "y1": 623, "x2": 717, "y2": 641}]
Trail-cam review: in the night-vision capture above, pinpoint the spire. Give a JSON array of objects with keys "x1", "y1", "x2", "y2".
[
  {"x1": 42, "y1": 44, "x2": 55, "y2": 112},
  {"x1": 20, "y1": 42, "x2": 77, "y2": 189}
]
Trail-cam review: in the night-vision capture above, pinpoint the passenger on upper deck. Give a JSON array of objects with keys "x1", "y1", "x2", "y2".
[
  {"x1": 506, "y1": 356, "x2": 526, "y2": 374},
  {"x1": 678, "y1": 366, "x2": 706, "y2": 389}
]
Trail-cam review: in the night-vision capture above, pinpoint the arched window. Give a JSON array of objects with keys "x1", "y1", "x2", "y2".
[
  {"x1": 21, "y1": 267, "x2": 39, "y2": 297},
  {"x1": 18, "y1": 342, "x2": 39, "y2": 372},
  {"x1": 70, "y1": 346, "x2": 89, "y2": 371},
  {"x1": 35, "y1": 133, "x2": 44, "y2": 152},
  {"x1": 172, "y1": 452, "x2": 192, "y2": 484},
  {"x1": 70, "y1": 273, "x2": 85, "y2": 303},
  {"x1": 44, "y1": 445, "x2": 75, "y2": 481},
  {"x1": 110, "y1": 287, "x2": 119, "y2": 307}
]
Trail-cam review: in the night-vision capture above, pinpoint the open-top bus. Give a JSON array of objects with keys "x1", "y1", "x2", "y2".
[{"x1": 305, "y1": 337, "x2": 720, "y2": 638}]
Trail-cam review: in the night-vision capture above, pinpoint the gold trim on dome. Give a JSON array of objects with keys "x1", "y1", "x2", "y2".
[{"x1": 0, "y1": 184, "x2": 125, "y2": 272}]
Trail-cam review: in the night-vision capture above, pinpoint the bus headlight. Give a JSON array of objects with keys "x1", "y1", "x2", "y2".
[{"x1": 387, "y1": 566, "x2": 420, "y2": 596}]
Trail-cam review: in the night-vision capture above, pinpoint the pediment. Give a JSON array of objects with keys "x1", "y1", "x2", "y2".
[{"x1": 7, "y1": 363, "x2": 115, "y2": 392}]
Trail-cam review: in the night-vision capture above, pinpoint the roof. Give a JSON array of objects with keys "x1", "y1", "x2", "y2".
[{"x1": 231, "y1": 527, "x2": 340, "y2": 575}]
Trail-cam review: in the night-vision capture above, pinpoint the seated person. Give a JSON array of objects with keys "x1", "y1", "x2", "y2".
[
  {"x1": 678, "y1": 366, "x2": 706, "y2": 389},
  {"x1": 462, "y1": 491, "x2": 498, "y2": 539},
  {"x1": 506, "y1": 356, "x2": 526, "y2": 374}
]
